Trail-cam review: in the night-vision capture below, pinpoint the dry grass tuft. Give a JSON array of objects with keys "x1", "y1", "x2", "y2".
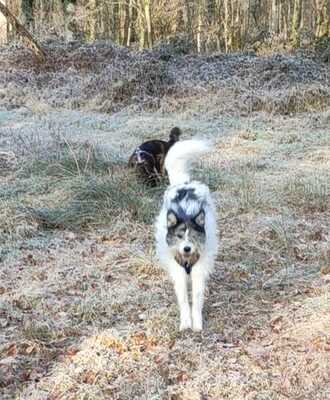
[
  {"x1": 284, "y1": 173, "x2": 330, "y2": 213},
  {"x1": 22, "y1": 171, "x2": 163, "y2": 229},
  {"x1": 19, "y1": 141, "x2": 117, "y2": 178}
]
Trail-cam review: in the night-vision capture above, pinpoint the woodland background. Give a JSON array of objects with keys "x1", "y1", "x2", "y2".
[{"x1": 0, "y1": 0, "x2": 329, "y2": 53}]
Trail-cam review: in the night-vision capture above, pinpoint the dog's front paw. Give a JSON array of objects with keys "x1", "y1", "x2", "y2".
[
  {"x1": 179, "y1": 316, "x2": 192, "y2": 331},
  {"x1": 192, "y1": 315, "x2": 203, "y2": 332}
]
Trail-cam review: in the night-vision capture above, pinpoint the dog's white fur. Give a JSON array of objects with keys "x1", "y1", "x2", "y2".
[{"x1": 155, "y1": 140, "x2": 218, "y2": 331}]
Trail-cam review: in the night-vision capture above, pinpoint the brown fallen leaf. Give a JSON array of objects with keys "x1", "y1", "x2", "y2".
[
  {"x1": 81, "y1": 370, "x2": 97, "y2": 384},
  {"x1": 66, "y1": 346, "x2": 79, "y2": 357},
  {"x1": 270, "y1": 315, "x2": 283, "y2": 333},
  {"x1": 2, "y1": 343, "x2": 17, "y2": 357},
  {"x1": 320, "y1": 265, "x2": 330, "y2": 275},
  {"x1": 176, "y1": 371, "x2": 189, "y2": 383},
  {"x1": 25, "y1": 345, "x2": 36, "y2": 355}
]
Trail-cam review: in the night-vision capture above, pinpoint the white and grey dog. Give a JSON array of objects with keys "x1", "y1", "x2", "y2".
[{"x1": 155, "y1": 140, "x2": 218, "y2": 331}]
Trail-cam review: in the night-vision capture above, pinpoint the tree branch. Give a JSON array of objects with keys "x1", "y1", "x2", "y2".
[{"x1": 0, "y1": 2, "x2": 46, "y2": 63}]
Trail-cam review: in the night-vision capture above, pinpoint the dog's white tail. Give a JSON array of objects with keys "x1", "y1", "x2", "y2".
[{"x1": 165, "y1": 140, "x2": 210, "y2": 185}]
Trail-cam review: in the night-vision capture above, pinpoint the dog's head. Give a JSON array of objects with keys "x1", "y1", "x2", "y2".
[
  {"x1": 129, "y1": 148, "x2": 155, "y2": 176},
  {"x1": 166, "y1": 209, "x2": 206, "y2": 273},
  {"x1": 131, "y1": 148, "x2": 154, "y2": 166}
]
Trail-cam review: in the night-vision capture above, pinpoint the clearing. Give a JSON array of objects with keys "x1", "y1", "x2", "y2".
[{"x1": 0, "y1": 42, "x2": 329, "y2": 400}]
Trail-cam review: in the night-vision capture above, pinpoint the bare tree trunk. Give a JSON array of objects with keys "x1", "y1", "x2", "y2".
[
  {"x1": 230, "y1": 0, "x2": 234, "y2": 48},
  {"x1": 315, "y1": 0, "x2": 330, "y2": 37},
  {"x1": 234, "y1": 0, "x2": 241, "y2": 50},
  {"x1": 138, "y1": 0, "x2": 153, "y2": 48},
  {"x1": 197, "y1": 0, "x2": 202, "y2": 53},
  {"x1": 0, "y1": 1, "x2": 46, "y2": 62},
  {"x1": 291, "y1": 0, "x2": 302, "y2": 46},
  {"x1": 20, "y1": 0, "x2": 33, "y2": 29},
  {"x1": 283, "y1": 0, "x2": 289, "y2": 41},
  {"x1": 278, "y1": 0, "x2": 282, "y2": 34},
  {"x1": 138, "y1": 1, "x2": 145, "y2": 49},
  {"x1": 0, "y1": 0, "x2": 7, "y2": 44},
  {"x1": 184, "y1": 0, "x2": 193, "y2": 42},
  {"x1": 63, "y1": 1, "x2": 76, "y2": 41},
  {"x1": 86, "y1": 0, "x2": 98, "y2": 41},
  {"x1": 224, "y1": 0, "x2": 229, "y2": 52},
  {"x1": 215, "y1": 0, "x2": 222, "y2": 51},
  {"x1": 122, "y1": 0, "x2": 129, "y2": 46},
  {"x1": 126, "y1": 0, "x2": 133, "y2": 46},
  {"x1": 270, "y1": 0, "x2": 278, "y2": 34},
  {"x1": 144, "y1": 0, "x2": 153, "y2": 48}
]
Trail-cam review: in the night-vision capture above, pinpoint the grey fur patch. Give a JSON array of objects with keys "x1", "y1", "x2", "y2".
[
  {"x1": 167, "y1": 211, "x2": 178, "y2": 228},
  {"x1": 175, "y1": 188, "x2": 197, "y2": 202},
  {"x1": 194, "y1": 209, "x2": 205, "y2": 228}
]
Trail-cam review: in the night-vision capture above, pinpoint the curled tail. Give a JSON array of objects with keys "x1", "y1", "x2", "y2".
[
  {"x1": 165, "y1": 140, "x2": 210, "y2": 186},
  {"x1": 168, "y1": 127, "x2": 182, "y2": 144}
]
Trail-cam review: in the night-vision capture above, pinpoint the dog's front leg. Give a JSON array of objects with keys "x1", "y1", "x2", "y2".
[
  {"x1": 191, "y1": 270, "x2": 206, "y2": 331},
  {"x1": 173, "y1": 269, "x2": 191, "y2": 330}
]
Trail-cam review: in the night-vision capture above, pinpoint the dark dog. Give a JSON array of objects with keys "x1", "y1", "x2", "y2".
[{"x1": 128, "y1": 127, "x2": 182, "y2": 185}]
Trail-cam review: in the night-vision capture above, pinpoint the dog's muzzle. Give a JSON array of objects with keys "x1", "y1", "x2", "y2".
[{"x1": 134, "y1": 149, "x2": 145, "y2": 164}]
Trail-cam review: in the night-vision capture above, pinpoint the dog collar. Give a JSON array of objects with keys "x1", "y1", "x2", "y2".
[{"x1": 183, "y1": 262, "x2": 192, "y2": 274}]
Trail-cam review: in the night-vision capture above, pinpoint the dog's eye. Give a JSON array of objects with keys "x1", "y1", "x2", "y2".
[{"x1": 176, "y1": 233, "x2": 184, "y2": 239}]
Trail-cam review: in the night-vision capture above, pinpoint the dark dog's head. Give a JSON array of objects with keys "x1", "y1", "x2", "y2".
[
  {"x1": 131, "y1": 148, "x2": 155, "y2": 166},
  {"x1": 166, "y1": 209, "x2": 206, "y2": 273},
  {"x1": 128, "y1": 147, "x2": 159, "y2": 185}
]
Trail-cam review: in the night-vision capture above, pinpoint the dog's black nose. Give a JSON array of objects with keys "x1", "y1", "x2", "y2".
[{"x1": 184, "y1": 246, "x2": 191, "y2": 253}]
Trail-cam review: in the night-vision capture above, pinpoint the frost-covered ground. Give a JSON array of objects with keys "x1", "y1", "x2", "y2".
[{"x1": 0, "y1": 42, "x2": 330, "y2": 400}]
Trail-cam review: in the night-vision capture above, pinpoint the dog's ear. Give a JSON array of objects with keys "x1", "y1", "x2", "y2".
[
  {"x1": 194, "y1": 209, "x2": 205, "y2": 228},
  {"x1": 167, "y1": 210, "x2": 178, "y2": 228}
]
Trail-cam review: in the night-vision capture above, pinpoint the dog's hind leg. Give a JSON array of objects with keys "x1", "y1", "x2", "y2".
[
  {"x1": 191, "y1": 268, "x2": 206, "y2": 331},
  {"x1": 171, "y1": 267, "x2": 191, "y2": 330}
]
